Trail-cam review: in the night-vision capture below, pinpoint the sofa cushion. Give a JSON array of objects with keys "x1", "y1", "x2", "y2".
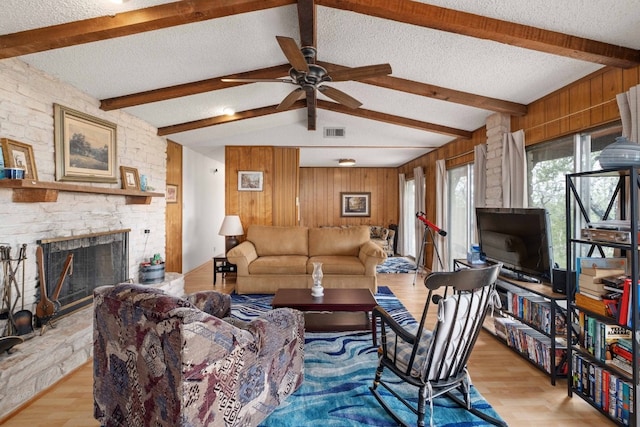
[
  {"x1": 247, "y1": 225, "x2": 309, "y2": 256},
  {"x1": 249, "y1": 255, "x2": 308, "y2": 274},
  {"x1": 308, "y1": 225, "x2": 370, "y2": 257},
  {"x1": 307, "y1": 256, "x2": 365, "y2": 275}
]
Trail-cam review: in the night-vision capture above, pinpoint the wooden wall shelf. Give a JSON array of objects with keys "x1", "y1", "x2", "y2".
[{"x1": 0, "y1": 179, "x2": 164, "y2": 204}]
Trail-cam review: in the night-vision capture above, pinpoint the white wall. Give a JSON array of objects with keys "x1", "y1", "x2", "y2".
[
  {"x1": 0, "y1": 58, "x2": 166, "y2": 308},
  {"x1": 182, "y1": 147, "x2": 226, "y2": 273}
]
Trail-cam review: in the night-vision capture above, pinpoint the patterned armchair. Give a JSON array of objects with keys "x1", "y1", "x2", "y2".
[{"x1": 93, "y1": 284, "x2": 304, "y2": 427}]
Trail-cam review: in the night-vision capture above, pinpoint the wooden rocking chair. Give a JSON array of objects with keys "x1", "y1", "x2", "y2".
[{"x1": 370, "y1": 263, "x2": 506, "y2": 427}]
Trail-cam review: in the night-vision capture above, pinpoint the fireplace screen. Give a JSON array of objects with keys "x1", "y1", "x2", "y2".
[{"x1": 38, "y1": 229, "x2": 129, "y2": 317}]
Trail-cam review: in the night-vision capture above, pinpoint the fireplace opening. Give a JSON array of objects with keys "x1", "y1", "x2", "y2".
[{"x1": 37, "y1": 229, "x2": 129, "y2": 318}]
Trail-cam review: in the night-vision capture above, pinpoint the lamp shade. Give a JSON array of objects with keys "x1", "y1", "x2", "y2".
[{"x1": 218, "y1": 215, "x2": 244, "y2": 236}]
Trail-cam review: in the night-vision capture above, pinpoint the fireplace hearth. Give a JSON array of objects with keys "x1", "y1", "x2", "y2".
[{"x1": 37, "y1": 229, "x2": 129, "y2": 318}]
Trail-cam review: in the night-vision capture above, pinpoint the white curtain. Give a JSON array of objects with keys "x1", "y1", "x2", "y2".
[
  {"x1": 617, "y1": 84, "x2": 640, "y2": 143},
  {"x1": 474, "y1": 144, "x2": 487, "y2": 209},
  {"x1": 414, "y1": 167, "x2": 425, "y2": 266},
  {"x1": 432, "y1": 159, "x2": 449, "y2": 272},
  {"x1": 502, "y1": 129, "x2": 528, "y2": 208},
  {"x1": 397, "y1": 173, "x2": 406, "y2": 255}
]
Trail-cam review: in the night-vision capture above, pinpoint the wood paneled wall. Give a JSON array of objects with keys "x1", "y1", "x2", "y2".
[
  {"x1": 299, "y1": 167, "x2": 398, "y2": 228},
  {"x1": 165, "y1": 139, "x2": 182, "y2": 272},
  {"x1": 225, "y1": 146, "x2": 299, "y2": 232},
  {"x1": 512, "y1": 66, "x2": 640, "y2": 145},
  {"x1": 272, "y1": 147, "x2": 299, "y2": 226}
]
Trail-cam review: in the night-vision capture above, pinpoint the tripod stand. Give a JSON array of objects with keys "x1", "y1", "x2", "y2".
[{"x1": 412, "y1": 224, "x2": 445, "y2": 286}]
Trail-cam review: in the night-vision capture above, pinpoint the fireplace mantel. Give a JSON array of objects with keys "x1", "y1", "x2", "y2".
[{"x1": 0, "y1": 179, "x2": 164, "y2": 204}]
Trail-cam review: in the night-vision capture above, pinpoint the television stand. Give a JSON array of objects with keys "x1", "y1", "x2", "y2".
[
  {"x1": 454, "y1": 259, "x2": 567, "y2": 385},
  {"x1": 499, "y1": 267, "x2": 541, "y2": 283}
]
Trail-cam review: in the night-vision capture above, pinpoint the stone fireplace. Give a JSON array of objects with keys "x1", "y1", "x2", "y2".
[{"x1": 37, "y1": 229, "x2": 129, "y2": 318}]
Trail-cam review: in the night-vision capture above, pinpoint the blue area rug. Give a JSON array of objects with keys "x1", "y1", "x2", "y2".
[
  {"x1": 230, "y1": 287, "x2": 504, "y2": 426},
  {"x1": 376, "y1": 256, "x2": 417, "y2": 274}
]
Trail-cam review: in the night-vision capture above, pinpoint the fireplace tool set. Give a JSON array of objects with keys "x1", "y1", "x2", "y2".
[{"x1": 0, "y1": 243, "x2": 28, "y2": 354}]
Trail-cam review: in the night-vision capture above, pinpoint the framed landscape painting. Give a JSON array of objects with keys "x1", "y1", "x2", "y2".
[
  {"x1": 238, "y1": 171, "x2": 263, "y2": 191},
  {"x1": 54, "y1": 104, "x2": 117, "y2": 183},
  {"x1": 340, "y1": 192, "x2": 371, "y2": 217}
]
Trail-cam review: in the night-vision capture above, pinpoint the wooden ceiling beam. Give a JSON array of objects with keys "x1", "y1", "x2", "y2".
[
  {"x1": 158, "y1": 98, "x2": 471, "y2": 137},
  {"x1": 100, "y1": 64, "x2": 291, "y2": 110},
  {"x1": 317, "y1": 100, "x2": 472, "y2": 138},
  {"x1": 319, "y1": 61, "x2": 527, "y2": 116},
  {"x1": 318, "y1": 0, "x2": 640, "y2": 68},
  {"x1": 157, "y1": 100, "x2": 305, "y2": 136},
  {"x1": 0, "y1": 0, "x2": 295, "y2": 59},
  {"x1": 102, "y1": 61, "x2": 524, "y2": 116}
]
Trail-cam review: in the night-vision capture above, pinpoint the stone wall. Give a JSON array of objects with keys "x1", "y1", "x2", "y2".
[
  {"x1": 0, "y1": 58, "x2": 168, "y2": 418},
  {"x1": 0, "y1": 57, "x2": 167, "y2": 309},
  {"x1": 484, "y1": 112, "x2": 511, "y2": 207}
]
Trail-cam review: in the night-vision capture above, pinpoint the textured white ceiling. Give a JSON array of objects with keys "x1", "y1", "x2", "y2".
[{"x1": 2, "y1": 1, "x2": 639, "y2": 167}]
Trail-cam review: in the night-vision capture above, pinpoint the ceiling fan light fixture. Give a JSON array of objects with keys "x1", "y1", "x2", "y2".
[{"x1": 339, "y1": 158, "x2": 356, "y2": 167}]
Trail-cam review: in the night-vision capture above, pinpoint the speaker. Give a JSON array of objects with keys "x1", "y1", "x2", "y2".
[{"x1": 552, "y1": 268, "x2": 573, "y2": 294}]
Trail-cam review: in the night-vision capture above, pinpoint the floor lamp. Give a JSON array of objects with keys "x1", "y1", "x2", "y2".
[{"x1": 219, "y1": 215, "x2": 244, "y2": 254}]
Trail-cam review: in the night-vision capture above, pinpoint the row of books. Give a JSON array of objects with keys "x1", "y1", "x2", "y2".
[
  {"x1": 495, "y1": 316, "x2": 567, "y2": 375},
  {"x1": 576, "y1": 312, "x2": 632, "y2": 363},
  {"x1": 575, "y1": 257, "x2": 636, "y2": 326},
  {"x1": 499, "y1": 282, "x2": 566, "y2": 335},
  {"x1": 572, "y1": 353, "x2": 634, "y2": 425}
]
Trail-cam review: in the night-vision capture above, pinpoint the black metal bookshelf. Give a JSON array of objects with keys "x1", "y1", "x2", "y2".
[{"x1": 566, "y1": 167, "x2": 639, "y2": 427}]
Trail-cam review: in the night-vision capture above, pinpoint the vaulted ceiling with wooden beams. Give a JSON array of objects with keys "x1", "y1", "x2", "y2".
[{"x1": 1, "y1": 1, "x2": 639, "y2": 167}]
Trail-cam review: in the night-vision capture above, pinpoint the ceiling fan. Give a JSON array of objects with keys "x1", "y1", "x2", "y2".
[{"x1": 222, "y1": 35, "x2": 392, "y2": 130}]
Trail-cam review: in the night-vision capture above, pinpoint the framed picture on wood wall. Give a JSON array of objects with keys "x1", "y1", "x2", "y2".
[
  {"x1": 166, "y1": 184, "x2": 178, "y2": 203},
  {"x1": 0, "y1": 138, "x2": 38, "y2": 180},
  {"x1": 54, "y1": 104, "x2": 117, "y2": 183},
  {"x1": 340, "y1": 192, "x2": 371, "y2": 217},
  {"x1": 238, "y1": 171, "x2": 263, "y2": 191}
]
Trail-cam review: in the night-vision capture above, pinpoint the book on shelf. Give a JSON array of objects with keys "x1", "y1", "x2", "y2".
[
  {"x1": 578, "y1": 288, "x2": 604, "y2": 300},
  {"x1": 577, "y1": 257, "x2": 627, "y2": 275},
  {"x1": 575, "y1": 292, "x2": 609, "y2": 316},
  {"x1": 601, "y1": 275, "x2": 627, "y2": 292},
  {"x1": 609, "y1": 354, "x2": 633, "y2": 375}
]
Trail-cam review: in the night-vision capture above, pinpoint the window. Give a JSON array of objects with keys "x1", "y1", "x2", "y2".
[
  {"x1": 447, "y1": 164, "x2": 474, "y2": 268},
  {"x1": 526, "y1": 123, "x2": 622, "y2": 268}
]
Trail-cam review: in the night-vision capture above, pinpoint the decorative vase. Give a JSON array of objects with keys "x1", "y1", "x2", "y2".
[
  {"x1": 598, "y1": 136, "x2": 640, "y2": 168},
  {"x1": 311, "y1": 262, "x2": 324, "y2": 297}
]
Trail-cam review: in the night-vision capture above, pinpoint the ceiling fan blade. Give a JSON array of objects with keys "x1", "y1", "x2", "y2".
[
  {"x1": 276, "y1": 36, "x2": 309, "y2": 73},
  {"x1": 277, "y1": 88, "x2": 306, "y2": 110},
  {"x1": 221, "y1": 78, "x2": 294, "y2": 83},
  {"x1": 318, "y1": 85, "x2": 362, "y2": 109},
  {"x1": 329, "y1": 64, "x2": 392, "y2": 82}
]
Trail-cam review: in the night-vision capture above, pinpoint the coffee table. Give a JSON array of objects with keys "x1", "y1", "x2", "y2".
[{"x1": 271, "y1": 288, "x2": 378, "y2": 342}]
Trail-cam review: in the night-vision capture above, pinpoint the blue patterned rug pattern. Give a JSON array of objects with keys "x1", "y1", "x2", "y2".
[
  {"x1": 376, "y1": 256, "x2": 417, "y2": 274},
  {"x1": 230, "y1": 287, "x2": 504, "y2": 426}
]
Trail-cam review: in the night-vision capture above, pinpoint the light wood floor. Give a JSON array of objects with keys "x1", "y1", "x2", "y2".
[{"x1": 1, "y1": 262, "x2": 613, "y2": 426}]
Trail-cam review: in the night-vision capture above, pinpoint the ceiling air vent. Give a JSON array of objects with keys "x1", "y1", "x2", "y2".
[{"x1": 323, "y1": 127, "x2": 346, "y2": 138}]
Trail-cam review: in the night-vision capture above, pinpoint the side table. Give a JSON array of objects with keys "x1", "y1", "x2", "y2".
[{"x1": 213, "y1": 254, "x2": 236, "y2": 285}]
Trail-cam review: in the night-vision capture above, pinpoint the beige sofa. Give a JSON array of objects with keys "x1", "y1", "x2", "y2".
[{"x1": 227, "y1": 225, "x2": 386, "y2": 294}]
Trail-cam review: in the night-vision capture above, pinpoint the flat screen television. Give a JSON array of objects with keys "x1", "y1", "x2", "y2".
[{"x1": 475, "y1": 207, "x2": 554, "y2": 283}]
